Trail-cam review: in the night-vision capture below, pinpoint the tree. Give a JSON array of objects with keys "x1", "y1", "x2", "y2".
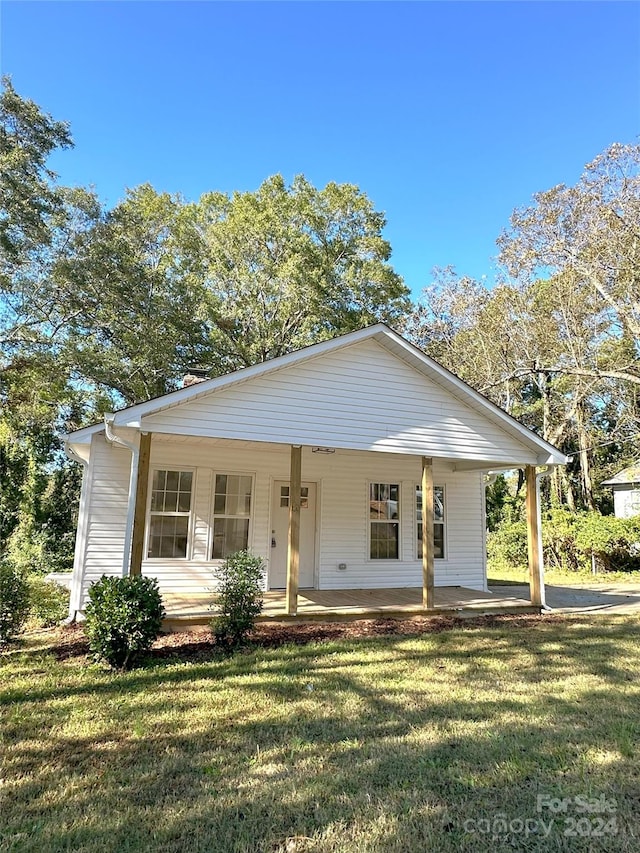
[
  {"x1": 495, "y1": 143, "x2": 640, "y2": 507},
  {"x1": 58, "y1": 176, "x2": 410, "y2": 402},
  {"x1": 58, "y1": 184, "x2": 213, "y2": 404},
  {"x1": 196, "y1": 174, "x2": 410, "y2": 370},
  {"x1": 0, "y1": 78, "x2": 91, "y2": 361},
  {"x1": 0, "y1": 76, "x2": 72, "y2": 275},
  {"x1": 497, "y1": 143, "x2": 640, "y2": 390},
  {"x1": 0, "y1": 79, "x2": 93, "y2": 569},
  {"x1": 0, "y1": 351, "x2": 84, "y2": 562}
]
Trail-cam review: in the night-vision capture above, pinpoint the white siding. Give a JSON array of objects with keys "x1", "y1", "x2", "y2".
[
  {"x1": 79, "y1": 435, "x2": 131, "y2": 600},
  {"x1": 76, "y1": 437, "x2": 487, "y2": 608},
  {"x1": 314, "y1": 449, "x2": 485, "y2": 591},
  {"x1": 142, "y1": 339, "x2": 538, "y2": 464},
  {"x1": 613, "y1": 487, "x2": 640, "y2": 518}
]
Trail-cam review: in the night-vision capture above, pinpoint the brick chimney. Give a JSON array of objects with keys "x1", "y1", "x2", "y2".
[{"x1": 182, "y1": 367, "x2": 209, "y2": 388}]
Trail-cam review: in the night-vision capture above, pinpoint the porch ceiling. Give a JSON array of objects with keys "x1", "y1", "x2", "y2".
[{"x1": 147, "y1": 433, "x2": 535, "y2": 470}]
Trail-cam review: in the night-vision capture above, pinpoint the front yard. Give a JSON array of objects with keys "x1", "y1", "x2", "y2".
[{"x1": 2, "y1": 614, "x2": 639, "y2": 852}]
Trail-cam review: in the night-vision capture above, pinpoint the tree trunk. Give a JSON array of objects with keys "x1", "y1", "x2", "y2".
[
  {"x1": 560, "y1": 466, "x2": 576, "y2": 511},
  {"x1": 539, "y1": 370, "x2": 552, "y2": 444},
  {"x1": 550, "y1": 467, "x2": 563, "y2": 505},
  {"x1": 576, "y1": 400, "x2": 595, "y2": 510}
]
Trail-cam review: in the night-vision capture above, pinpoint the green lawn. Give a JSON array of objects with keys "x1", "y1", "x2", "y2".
[
  {"x1": 2, "y1": 615, "x2": 639, "y2": 852},
  {"x1": 488, "y1": 561, "x2": 640, "y2": 586}
]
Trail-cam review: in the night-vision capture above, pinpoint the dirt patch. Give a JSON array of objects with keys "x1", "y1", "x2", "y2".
[
  {"x1": 149, "y1": 613, "x2": 545, "y2": 661},
  {"x1": 51, "y1": 624, "x2": 90, "y2": 661},
  {"x1": 250, "y1": 613, "x2": 543, "y2": 647}
]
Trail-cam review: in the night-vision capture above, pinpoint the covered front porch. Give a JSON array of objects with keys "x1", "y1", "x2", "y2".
[
  {"x1": 124, "y1": 438, "x2": 546, "y2": 618},
  {"x1": 162, "y1": 584, "x2": 538, "y2": 629}
]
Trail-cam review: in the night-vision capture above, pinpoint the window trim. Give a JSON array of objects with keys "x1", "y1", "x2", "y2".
[
  {"x1": 368, "y1": 481, "x2": 401, "y2": 561},
  {"x1": 208, "y1": 471, "x2": 255, "y2": 562},
  {"x1": 145, "y1": 467, "x2": 196, "y2": 561},
  {"x1": 415, "y1": 483, "x2": 447, "y2": 561}
]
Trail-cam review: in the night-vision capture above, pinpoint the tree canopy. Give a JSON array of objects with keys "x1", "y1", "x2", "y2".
[
  {"x1": 197, "y1": 174, "x2": 409, "y2": 371},
  {"x1": 55, "y1": 175, "x2": 410, "y2": 403}
]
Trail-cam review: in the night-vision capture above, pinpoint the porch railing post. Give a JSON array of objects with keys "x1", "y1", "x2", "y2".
[
  {"x1": 422, "y1": 456, "x2": 435, "y2": 609},
  {"x1": 130, "y1": 431, "x2": 152, "y2": 576},
  {"x1": 525, "y1": 464, "x2": 543, "y2": 607},
  {"x1": 286, "y1": 445, "x2": 302, "y2": 616}
]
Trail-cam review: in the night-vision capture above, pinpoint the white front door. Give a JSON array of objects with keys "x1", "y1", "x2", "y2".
[{"x1": 269, "y1": 481, "x2": 317, "y2": 589}]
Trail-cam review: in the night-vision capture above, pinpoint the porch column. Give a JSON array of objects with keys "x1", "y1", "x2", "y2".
[
  {"x1": 286, "y1": 445, "x2": 302, "y2": 616},
  {"x1": 525, "y1": 465, "x2": 543, "y2": 607},
  {"x1": 421, "y1": 456, "x2": 435, "y2": 609},
  {"x1": 129, "y1": 431, "x2": 152, "y2": 576}
]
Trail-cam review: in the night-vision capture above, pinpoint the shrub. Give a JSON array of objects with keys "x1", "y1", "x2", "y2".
[
  {"x1": 542, "y1": 507, "x2": 582, "y2": 572},
  {"x1": 84, "y1": 575, "x2": 165, "y2": 669},
  {"x1": 4, "y1": 522, "x2": 50, "y2": 576},
  {"x1": 28, "y1": 576, "x2": 70, "y2": 627},
  {"x1": 487, "y1": 520, "x2": 528, "y2": 568},
  {"x1": 487, "y1": 510, "x2": 640, "y2": 576},
  {"x1": 574, "y1": 513, "x2": 640, "y2": 572},
  {"x1": 211, "y1": 550, "x2": 265, "y2": 648},
  {"x1": 0, "y1": 562, "x2": 30, "y2": 644}
]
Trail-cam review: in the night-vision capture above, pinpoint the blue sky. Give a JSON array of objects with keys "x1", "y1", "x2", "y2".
[{"x1": 2, "y1": 1, "x2": 639, "y2": 296}]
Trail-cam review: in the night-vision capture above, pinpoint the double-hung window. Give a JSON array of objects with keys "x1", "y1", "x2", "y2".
[
  {"x1": 148, "y1": 470, "x2": 193, "y2": 558},
  {"x1": 369, "y1": 483, "x2": 400, "y2": 559},
  {"x1": 211, "y1": 474, "x2": 253, "y2": 559},
  {"x1": 416, "y1": 485, "x2": 445, "y2": 559}
]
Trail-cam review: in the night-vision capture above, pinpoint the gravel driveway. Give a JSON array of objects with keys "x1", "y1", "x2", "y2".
[{"x1": 490, "y1": 582, "x2": 640, "y2": 614}]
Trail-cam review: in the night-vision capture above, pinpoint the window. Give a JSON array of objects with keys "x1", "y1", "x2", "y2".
[
  {"x1": 280, "y1": 486, "x2": 309, "y2": 508},
  {"x1": 416, "y1": 485, "x2": 445, "y2": 559},
  {"x1": 369, "y1": 483, "x2": 399, "y2": 559},
  {"x1": 211, "y1": 474, "x2": 253, "y2": 559},
  {"x1": 148, "y1": 470, "x2": 193, "y2": 558}
]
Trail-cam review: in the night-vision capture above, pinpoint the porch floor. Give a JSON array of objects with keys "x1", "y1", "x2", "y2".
[{"x1": 163, "y1": 585, "x2": 537, "y2": 627}]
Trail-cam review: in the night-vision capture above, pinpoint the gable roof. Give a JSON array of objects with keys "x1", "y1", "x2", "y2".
[
  {"x1": 65, "y1": 324, "x2": 567, "y2": 466},
  {"x1": 602, "y1": 463, "x2": 640, "y2": 486}
]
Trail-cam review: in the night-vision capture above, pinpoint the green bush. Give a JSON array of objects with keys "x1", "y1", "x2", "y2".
[
  {"x1": 487, "y1": 520, "x2": 528, "y2": 568},
  {"x1": 488, "y1": 510, "x2": 640, "y2": 575},
  {"x1": 3, "y1": 522, "x2": 50, "y2": 576},
  {"x1": 574, "y1": 513, "x2": 640, "y2": 572},
  {"x1": 0, "y1": 562, "x2": 30, "y2": 644},
  {"x1": 542, "y1": 507, "x2": 582, "y2": 572},
  {"x1": 211, "y1": 550, "x2": 265, "y2": 648},
  {"x1": 28, "y1": 576, "x2": 70, "y2": 627},
  {"x1": 84, "y1": 575, "x2": 165, "y2": 669}
]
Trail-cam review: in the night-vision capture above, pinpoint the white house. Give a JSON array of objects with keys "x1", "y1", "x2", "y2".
[
  {"x1": 602, "y1": 464, "x2": 640, "y2": 518},
  {"x1": 63, "y1": 324, "x2": 567, "y2": 620}
]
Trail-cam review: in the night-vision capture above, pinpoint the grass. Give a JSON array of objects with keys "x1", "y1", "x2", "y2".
[
  {"x1": 2, "y1": 615, "x2": 640, "y2": 852},
  {"x1": 488, "y1": 560, "x2": 640, "y2": 586}
]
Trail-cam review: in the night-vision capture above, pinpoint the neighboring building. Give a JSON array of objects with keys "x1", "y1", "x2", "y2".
[
  {"x1": 602, "y1": 464, "x2": 640, "y2": 518},
  {"x1": 63, "y1": 324, "x2": 567, "y2": 619}
]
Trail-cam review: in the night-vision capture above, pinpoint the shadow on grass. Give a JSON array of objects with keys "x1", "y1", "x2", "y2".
[
  {"x1": 3, "y1": 613, "x2": 636, "y2": 704},
  {"x1": 3, "y1": 615, "x2": 640, "y2": 852}
]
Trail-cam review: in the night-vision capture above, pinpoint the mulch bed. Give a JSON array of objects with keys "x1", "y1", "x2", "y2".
[{"x1": 50, "y1": 613, "x2": 544, "y2": 665}]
